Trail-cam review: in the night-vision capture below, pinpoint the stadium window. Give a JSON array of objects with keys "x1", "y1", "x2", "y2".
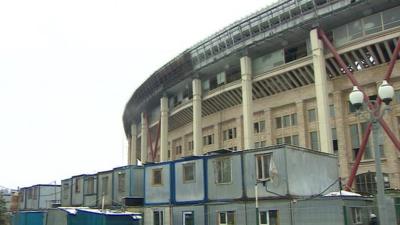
[
  {"x1": 307, "y1": 109, "x2": 316, "y2": 122},
  {"x1": 187, "y1": 141, "x2": 194, "y2": 151},
  {"x1": 202, "y1": 80, "x2": 210, "y2": 92},
  {"x1": 216, "y1": 72, "x2": 226, "y2": 86},
  {"x1": 310, "y1": 131, "x2": 319, "y2": 151},
  {"x1": 394, "y1": 90, "x2": 400, "y2": 104},
  {"x1": 275, "y1": 117, "x2": 282, "y2": 129},
  {"x1": 329, "y1": 104, "x2": 335, "y2": 118},
  {"x1": 276, "y1": 137, "x2": 283, "y2": 145},
  {"x1": 214, "y1": 157, "x2": 232, "y2": 184},
  {"x1": 101, "y1": 177, "x2": 109, "y2": 195},
  {"x1": 254, "y1": 120, "x2": 265, "y2": 133},
  {"x1": 175, "y1": 145, "x2": 182, "y2": 155},
  {"x1": 203, "y1": 134, "x2": 214, "y2": 145},
  {"x1": 284, "y1": 42, "x2": 308, "y2": 63},
  {"x1": 182, "y1": 163, "x2": 195, "y2": 183},
  {"x1": 355, "y1": 172, "x2": 390, "y2": 194},
  {"x1": 351, "y1": 208, "x2": 362, "y2": 225},
  {"x1": 259, "y1": 210, "x2": 279, "y2": 225},
  {"x1": 291, "y1": 113, "x2": 297, "y2": 126},
  {"x1": 118, "y1": 173, "x2": 125, "y2": 193},
  {"x1": 255, "y1": 141, "x2": 266, "y2": 148},
  {"x1": 153, "y1": 210, "x2": 164, "y2": 225},
  {"x1": 350, "y1": 123, "x2": 373, "y2": 160},
  {"x1": 256, "y1": 153, "x2": 271, "y2": 181},
  {"x1": 219, "y1": 211, "x2": 235, "y2": 225},
  {"x1": 152, "y1": 169, "x2": 163, "y2": 186},
  {"x1": 223, "y1": 128, "x2": 237, "y2": 140},
  {"x1": 332, "y1": 128, "x2": 338, "y2": 155},
  {"x1": 283, "y1": 115, "x2": 291, "y2": 127}
]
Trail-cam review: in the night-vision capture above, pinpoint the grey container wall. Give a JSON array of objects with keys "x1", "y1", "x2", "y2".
[
  {"x1": 71, "y1": 175, "x2": 85, "y2": 206},
  {"x1": 174, "y1": 157, "x2": 206, "y2": 203},
  {"x1": 172, "y1": 205, "x2": 205, "y2": 225},
  {"x1": 19, "y1": 188, "x2": 26, "y2": 210},
  {"x1": 244, "y1": 146, "x2": 339, "y2": 198},
  {"x1": 292, "y1": 197, "x2": 374, "y2": 225},
  {"x1": 61, "y1": 179, "x2": 72, "y2": 207},
  {"x1": 285, "y1": 147, "x2": 338, "y2": 196},
  {"x1": 207, "y1": 153, "x2": 243, "y2": 201},
  {"x1": 97, "y1": 170, "x2": 113, "y2": 207},
  {"x1": 112, "y1": 165, "x2": 144, "y2": 206},
  {"x1": 37, "y1": 185, "x2": 61, "y2": 209},
  {"x1": 243, "y1": 146, "x2": 289, "y2": 198},
  {"x1": 83, "y1": 174, "x2": 98, "y2": 207},
  {"x1": 144, "y1": 162, "x2": 172, "y2": 205}
]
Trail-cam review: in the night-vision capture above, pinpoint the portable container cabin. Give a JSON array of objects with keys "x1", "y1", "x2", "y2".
[
  {"x1": 71, "y1": 175, "x2": 86, "y2": 207},
  {"x1": 61, "y1": 179, "x2": 72, "y2": 207},
  {"x1": 22, "y1": 185, "x2": 61, "y2": 210},
  {"x1": 97, "y1": 170, "x2": 113, "y2": 208},
  {"x1": 206, "y1": 151, "x2": 244, "y2": 202},
  {"x1": 243, "y1": 145, "x2": 338, "y2": 198},
  {"x1": 83, "y1": 174, "x2": 97, "y2": 207},
  {"x1": 112, "y1": 165, "x2": 144, "y2": 207},
  {"x1": 144, "y1": 161, "x2": 173, "y2": 205},
  {"x1": 172, "y1": 205, "x2": 205, "y2": 225},
  {"x1": 174, "y1": 156, "x2": 207, "y2": 204}
]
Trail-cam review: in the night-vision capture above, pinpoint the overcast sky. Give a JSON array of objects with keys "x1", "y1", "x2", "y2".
[{"x1": 0, "y1": 0, "x2": 276, "y2": 189}]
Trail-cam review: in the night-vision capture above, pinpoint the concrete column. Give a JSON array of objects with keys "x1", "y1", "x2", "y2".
[
  {"x1": 160, "y1": 96, "x2": 169, "y2": 162},
  {"x1": 240, "y1": 56, "x2": 255, "y2": 149},
  {"x1": 265, "y1": 109, "x2": 273, "y2": 146},
  {"x1": 214, "y1": 123, "x2": 221, "y2": 150},
  {"x1": 310, "y1": 29, "x2": 333, "y2": 153},
  {"x1": 296, "y1": 100, "x2": 307, "y2": 147},
  {"x1": 192, "y1": 78, "x2": 202, "y2": 156},
  {"x1": 333, "y1": 91, "x2": 350, "y2": 177},
  {"x1": 140, "y1": 112, "x2": 148, "y2": 164},
  {"x1": 129, "y1": 124, "x2": 137, "y2": 165}
]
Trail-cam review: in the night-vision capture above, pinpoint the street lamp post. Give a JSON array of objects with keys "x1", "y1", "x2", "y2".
[{"x1": 349, "y1": 80, "x2": 394, "y2": 225}]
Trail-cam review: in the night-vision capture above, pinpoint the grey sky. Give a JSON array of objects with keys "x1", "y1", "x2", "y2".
[{"x1": 0, "y1": 0, "x2": 275, "y2": 189}]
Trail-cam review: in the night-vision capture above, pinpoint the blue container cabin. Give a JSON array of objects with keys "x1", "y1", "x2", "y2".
[
  {"x1": 206, "y1": 150, "x2": 244, "y2": 202},
  {"x1": 112, "y1": 165, "x2": 144, "y2": 207},
  {"x1": 144, "y1": 161, "x2": 173, "y2": 205},
  {"x1": 242, "y1": 145, "x2": 338, "y2": 199},
  {"x1": 83, "y1": 174, "x2": 98, "y2": 207},
  {"x1": 61, "y1": 178, "x2": 72, "y2": 207},
  {"x1": 71, "y1": 175, "x2": 86, "y2": 207},
  {"x1": 97, "y1": 170, "x2": 113, "y2": 208},
  {"x1": 174, "y1": 156, "x2": 207, "y2": 204}
]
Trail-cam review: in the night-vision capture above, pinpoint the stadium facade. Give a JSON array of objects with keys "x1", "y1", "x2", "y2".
[{"x1": 123, "y1": 0, "x2": 400, "y2": 193}]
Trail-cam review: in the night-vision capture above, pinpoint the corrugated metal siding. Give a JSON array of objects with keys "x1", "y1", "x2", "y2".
[{"x1": 46, "y1": 209, "x2": 68, "y2": 225}]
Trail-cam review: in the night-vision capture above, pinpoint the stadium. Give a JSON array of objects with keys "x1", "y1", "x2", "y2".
[{"x1": 123, "y1": 0, "x2": 400, "y2": 193}]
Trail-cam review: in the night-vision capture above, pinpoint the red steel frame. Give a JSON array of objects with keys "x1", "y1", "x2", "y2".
[
  {"x1": 317, "y1": 29, "x2": 400, "y2": 191},
  {"x1": 144, "y1": 113, "x2": 161, "y2": 162}
]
